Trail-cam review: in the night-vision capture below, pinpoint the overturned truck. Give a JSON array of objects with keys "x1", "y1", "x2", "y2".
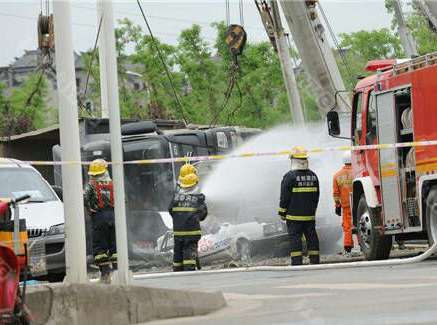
[{"x1": 52, "y1": 118, "x2": 260, "y2": 251}]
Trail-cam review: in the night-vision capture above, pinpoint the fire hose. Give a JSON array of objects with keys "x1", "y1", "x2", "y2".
[{"x1": 132, "y1": 243, "x2": 437, "y2": 279}]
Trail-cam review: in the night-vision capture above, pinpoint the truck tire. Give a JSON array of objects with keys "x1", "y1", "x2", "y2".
[
  {"x1": 357, "y1": 195, "x2": 392, "y2": 260},
  {"x1": 425, "y1": 187, "x2": 437, "y2": 247}
]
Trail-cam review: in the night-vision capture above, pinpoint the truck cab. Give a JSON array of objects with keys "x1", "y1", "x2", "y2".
[{"x1": 328, "y1": 52, "x2": 437, "y2": 260}]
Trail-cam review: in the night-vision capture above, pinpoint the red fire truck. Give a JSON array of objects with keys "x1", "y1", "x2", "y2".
[{"x1": 327, "y1": 52, "x2": 437, "y2": 260}]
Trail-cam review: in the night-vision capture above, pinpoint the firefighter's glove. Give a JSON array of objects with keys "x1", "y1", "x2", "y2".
[{"x1": 335, "y1": 206, "x2": 342, "y2": 216}]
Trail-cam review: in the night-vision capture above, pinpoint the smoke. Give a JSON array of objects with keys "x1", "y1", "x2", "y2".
[{"x1": 200, "y1": 122, "x2": 348, "y2": 255}]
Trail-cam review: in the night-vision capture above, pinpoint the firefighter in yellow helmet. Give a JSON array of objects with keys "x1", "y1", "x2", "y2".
[
  {"x1": 278, "y1": 147, "x2": 320, "y2": 265},
  {"x1": 168, "y1": 164, "x2": 207, "y2": 271},
  {"x1": 84, "y1": 159, "x2": 116, "y2": 284}
]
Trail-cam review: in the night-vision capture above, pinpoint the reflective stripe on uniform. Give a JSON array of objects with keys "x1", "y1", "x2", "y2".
[
  {"x1": 183, "y1": 259, "x2": 196, "y2": 265},
  {"x1": 172, "y1": 207, "x2": 198, "y2": 212},
  {"x1": 309, "y1": 251, "x2": 319, "y2": 255},
  {"x1": 291, "y1": 251, "x2": 303, "y2": 257},
  {"x1": 278, "y1": 207, "x2": 286, "y2": 213},
  {"x1": 173, "y1": 230, "x2": 202, "y2": 236},
  {"x1": 286, "y1": 215, "x2": 315, "y2": 221},
  {"x1": 333, "y1": 195, "x2": 340, "y2": 200},
  {"x1": 94, "y1": 253, "x2": 108, "y2": 260},
  {"x1": 97, "y1": 262, "x2": 110, "y2": 266},
  {"x1": 173, "y1": 262, "x2": 182, "y2": 266},
  {"x1": 292, "y1": 187, "x2": 318, "y2": 193}
]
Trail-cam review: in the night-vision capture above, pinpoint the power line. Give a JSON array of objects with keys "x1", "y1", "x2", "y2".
[
  {"x1": 70, "y1": 4, "x2": 265, "y2": 31},
  {"x1": 0, "y1": 12, "x2": 214, "y2": 41},
  {"x1": 136, "y1": 0, "x2": 187, "y2": 122}
]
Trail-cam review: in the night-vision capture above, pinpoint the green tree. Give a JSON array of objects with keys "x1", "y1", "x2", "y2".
[{"x1": 0, "y1": 73, "x2": 49, "y2": 136}]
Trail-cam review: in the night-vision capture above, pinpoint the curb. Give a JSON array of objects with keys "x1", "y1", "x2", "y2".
[{"x1": 26, "y1": 284, "x2": 226, "y2": 325}]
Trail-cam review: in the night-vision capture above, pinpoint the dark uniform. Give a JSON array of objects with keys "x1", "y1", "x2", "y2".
[
  {"x1": 84, "y1": 178, "x2": 117, "y2": 272},
  {"x1": 279, "y1": 169, "x2": 320, "y2": 265},
  {"x1": 168, "y1": 191, "x2": 207, "y2": 271}
]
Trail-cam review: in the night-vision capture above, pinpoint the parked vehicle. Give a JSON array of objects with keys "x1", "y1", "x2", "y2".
[
  {"x1": 327, "y1": 52, "x2": 437, "y2": 260},
  {"x1": 0, "y1": 158, "x2": 65, "y2": 281}
]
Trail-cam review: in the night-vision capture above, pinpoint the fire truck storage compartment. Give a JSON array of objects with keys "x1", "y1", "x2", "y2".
[
  {"x1": 394, "y1": 88, "x2": 420, "y2": 228},
  {"x1": 377, "y1": 91, "x2": 403, "y2": 230}
]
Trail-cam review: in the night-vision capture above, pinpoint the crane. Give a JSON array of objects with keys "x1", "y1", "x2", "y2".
[
  {"x1": 279, "y1": 0, "x2": 351, "y2": 114},
  {"x1": 414, "y1": 0, "x2": 437, "y2": 32},
  {"x1": 392, "y1": 0, "x2": 418, "y2": 57}
]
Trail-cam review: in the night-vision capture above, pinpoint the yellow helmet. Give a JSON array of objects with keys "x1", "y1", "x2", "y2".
[
  {"x1": 179, "y1": 173, "x2": 198, "y2": 188},
  {"x1": 178, "y1": 163, "x2": 197, "y2": 184},
  {"x1": 289, "y1": 146, "x2": 308, "y2": 159},
  {"x1": 88, "y1": 159, "x2": 108, "y2": 176}
]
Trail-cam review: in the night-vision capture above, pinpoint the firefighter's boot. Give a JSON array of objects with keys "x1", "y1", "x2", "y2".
[
  {"x1": 99, "y1": 265, "x2": 111, "y2": 284},
  {"x1": 110, "y1": 253, "x2": 118, "y2": 271}
]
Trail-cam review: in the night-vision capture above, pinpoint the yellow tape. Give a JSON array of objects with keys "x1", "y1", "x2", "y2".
[{"x1": 3, "y1": 139, "x2": 437, "y2": 166}]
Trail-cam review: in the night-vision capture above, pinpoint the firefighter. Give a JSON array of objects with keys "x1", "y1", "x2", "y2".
[
  {"x1": 278, "y1": 147, "x2": 320, "y2": 265},
  {"x1": 84, "y1": 159, "x2": 116, "y2": 284},
  {"x1": 168, "y1": 164, "x2": 207, "y2": 271},
  {"x1": 333, "y1": 151, "x2": 354, "y2": 254}
]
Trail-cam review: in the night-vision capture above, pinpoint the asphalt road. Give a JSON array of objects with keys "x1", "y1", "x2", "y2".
[{"x1": 136, "y1": 260, "x2": 437, "y2": 325}]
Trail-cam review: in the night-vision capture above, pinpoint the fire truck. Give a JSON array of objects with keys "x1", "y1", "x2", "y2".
[{"x1": 327, "y1": 52, "x2": 437, "y2": 260}]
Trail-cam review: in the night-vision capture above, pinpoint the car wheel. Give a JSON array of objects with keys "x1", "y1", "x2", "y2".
[
  {"x1": 357, "y1": 195, "x2": 392, "y2": 260},
  {"x1": 236, "y1": 238, "x2": 251, "y2": 262},
  {"x1": 425, "y1": 187, "x2": 437, "y2": 249}
]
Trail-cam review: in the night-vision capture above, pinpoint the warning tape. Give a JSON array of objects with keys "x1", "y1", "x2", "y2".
[{"x1": 2, "y1": 140, "x2": 437, "y2": 166}]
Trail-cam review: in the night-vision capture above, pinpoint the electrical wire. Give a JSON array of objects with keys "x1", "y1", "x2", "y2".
[
  {"x1": 136, "y1": 0, "x2": 187, "y2": 122},
  {"x1": 79, "y1": 14, "x2": 104, "y2": 117}
]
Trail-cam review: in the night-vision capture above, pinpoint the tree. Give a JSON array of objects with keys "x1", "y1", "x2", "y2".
[
  {"x1": 0, "y1": 73, "x2": 50, "y2": 136},
  {"x1": 385, "y1": 0, "x2": 437, "y2": 55}
]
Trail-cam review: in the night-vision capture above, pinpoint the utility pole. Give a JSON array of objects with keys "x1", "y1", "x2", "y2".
[
  {"x1": 53, "y1": 0, "x2": 88, "y2": 283},
  {"x1": 98, "y1": 0, "x2": 131, "y2": 285},
  {"x1": 270, "y1": 0, "x2": 305, "y2": 125},
  {"x1": 97, "y1": 1, "x2": 109, "y2": 118},
  {"x1": 393, "y1": 0, "x2": 418, "y2": 58}
]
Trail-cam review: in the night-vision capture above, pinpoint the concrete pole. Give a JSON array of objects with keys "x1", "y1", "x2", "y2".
[
  {"x1": 98, "y1": 0, "x2": 131, "y2": 285},
  {"x1": 53, "y1": 0, "x2": 88, "y2": 283},
  {"x1": 393, "y1": 0, "x2": 418, "y2": 58},
  {"x1": 270, "y1": 0, "x2": 305, "y2": 125},
  {"x1": 97, "y1": 1, "x2": 109, "y2": 118}
]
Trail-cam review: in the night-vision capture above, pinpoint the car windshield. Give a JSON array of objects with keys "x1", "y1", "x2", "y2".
[{"x1": 0, "y1": 168, "x2": 57, "y2": 202}]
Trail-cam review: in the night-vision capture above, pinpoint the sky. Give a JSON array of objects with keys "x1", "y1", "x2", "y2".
[{"x1": 0, "y1": 0, "x2": 395, "y2": 67}]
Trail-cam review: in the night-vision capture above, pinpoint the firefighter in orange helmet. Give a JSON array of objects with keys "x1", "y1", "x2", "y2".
[
  {"x1": 333, "y1": 151, "x2": 354, "y2": 254},
  {"x1": 84, "y1": 159, "x2": 116, "y2": 284}
]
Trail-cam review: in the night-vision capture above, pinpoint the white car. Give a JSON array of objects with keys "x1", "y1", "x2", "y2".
[
  {"x1": 156, "y1": 216, "x2": 288, "y2": 263},
  {"x1": 0, "y1": 158, "x2": 65, "y2": 279}
]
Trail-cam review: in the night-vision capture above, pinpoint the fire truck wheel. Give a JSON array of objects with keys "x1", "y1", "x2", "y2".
[
  {"x1": 357, "y1": 195, "x2": 392, "y2": 260},
  {"x1": 425, "y1": 187, "x2": 437, "y2": 247}
]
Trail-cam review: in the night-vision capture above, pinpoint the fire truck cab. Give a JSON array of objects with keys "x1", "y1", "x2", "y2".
[{"x1": 328, "y1": 52, "x2": 437, "y2": 260}]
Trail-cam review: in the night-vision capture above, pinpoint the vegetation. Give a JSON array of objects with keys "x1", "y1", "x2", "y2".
[{"x1": 1, "y1": 2, "x2": 437, "y2": 134}]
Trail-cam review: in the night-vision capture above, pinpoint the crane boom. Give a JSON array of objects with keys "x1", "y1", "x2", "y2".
[
  {"x1": 392, "y1": 0, "x2": 418, "y2": 57},
  {"x1": 414, "y1": 0, "x2": 437, "y2": 32},
  {"x1": 279, "y1": 0, "x2": 350, "y2": 113}
]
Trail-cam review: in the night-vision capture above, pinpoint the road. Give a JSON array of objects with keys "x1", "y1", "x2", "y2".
[{"x1": 136, "y1": 260, "x2": 437, "y2": 325}]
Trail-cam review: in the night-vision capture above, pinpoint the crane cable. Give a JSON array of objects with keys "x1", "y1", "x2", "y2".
[
  {"x1": 136, "y1": 0, "x2": 188, "y2": 122},
  {"x1": 210, "y1": 0, "x2": 245, "y2": 126}
]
